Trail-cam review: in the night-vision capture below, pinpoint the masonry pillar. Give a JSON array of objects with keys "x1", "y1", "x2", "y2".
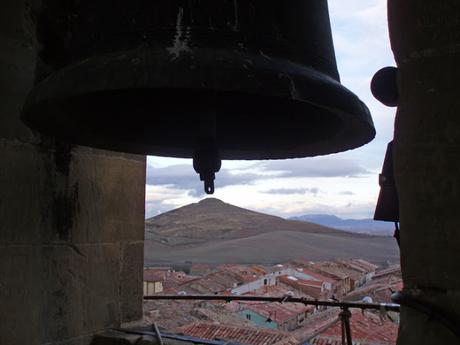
[
  {"x1": 0, "y1": 1, "x2": 146, "y2": 344},
  {"x1": 388, "y1": 1, "x2": 460, "y2": 343}
]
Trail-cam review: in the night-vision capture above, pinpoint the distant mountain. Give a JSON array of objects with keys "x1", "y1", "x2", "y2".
[
  {"x1": 144, "y1": 198, "x2": 399, "y2": 265},
  {"x1": 289, "y1": 214, "x2": 394, "y2": 236},
  {"x1": 146, "y1": 198, "x2": 343, "y2": 240}
]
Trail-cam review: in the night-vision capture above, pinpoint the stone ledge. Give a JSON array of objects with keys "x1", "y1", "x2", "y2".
[{"x1": 91, "y1": 330, "x2": 197, "y2": 345}]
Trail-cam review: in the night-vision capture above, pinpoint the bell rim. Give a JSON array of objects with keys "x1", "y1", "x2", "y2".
[{"x1": 22, "y1": 47, "x2": 375, "y2": 159}]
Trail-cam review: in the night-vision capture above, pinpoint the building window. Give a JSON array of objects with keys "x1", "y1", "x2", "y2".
[
  {"x1": 264, "y1": 279, "x2": 268, "y2": 285},
  {"x1": 246, "y1": 314, "x2": 251, "y2": 320}
]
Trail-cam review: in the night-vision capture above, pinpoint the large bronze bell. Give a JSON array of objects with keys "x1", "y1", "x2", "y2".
[{"x1": 22, "y1": 0, "x2": 375, "y2": 193}]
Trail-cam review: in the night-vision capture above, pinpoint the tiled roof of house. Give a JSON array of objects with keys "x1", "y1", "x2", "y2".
[
  {"x1": 144, "y1": 270, "x2": 166, "y2": 282},
  {"x1": 349, "y1": 259, "x2": 379, "y2": 273},
  {"x1": 219, "y1": 265, "x2": 269, "y2": 284},
  {"x1": 293, "y1": 268, "x2": 337, "y2": 284},
  {"x1": 190, "y1": 263, "x2": 215, "y2": 275},
  {"x1": 182, "y1": 278, "x2": 225, "y2": 294},
  {"x1": 311, "y1": 309, "x2": 398, "y2": 345},
  {"x1": 241, "y1": 301, "x2": 311, "y2": 324},
  {"x1": 309, "y1": 263, "x2": 350, "y2": 280},
  {"x1": 176, "y1": 269, "x2": 256, "y2": 294},
  {"x1": 310, "y1": 338, "x2": 342, "y2": 345},
  {"x1": 271, "y1": 264, "x2": 289, "y2": 272},
  {"x1": 278, "y1": 276, "x2": 325, "y2": 300},
  {"x1": 289, "y1": 309, "x2": 340, "y2": 340},
  {"x1": 250, "y1": 265, "x2": 269, "y2": 275},
  {"x1": 329, "y1": 265, "x2": 364, "y2": 282},
  {"x1": 343, "y1": 272, "x2": 403, "y2": 304},
  {"x1": 144, "y1": 300, "x2": 252, "y2": 332},
  {"x1": 144, "y1": 269, "x2": 197, "y2": 288},
  {"x1": 279, "y1": 276, "x2": 324, "y2": 288},
  {"x1": 180, "y1": 322, "x2": 299, "y2": 345},
  {"x1": 219, "y1": 264, "x2": 268, "y2": 278},
  {"x1": 335, "y1": 259, "x2": 379, "y2": 275},
  {"x1": 374, "y1": 265, "x2": 401, "y2": 279},
  {"x1": 246, "y1": 284, "x2": 313, "y2": 299}
]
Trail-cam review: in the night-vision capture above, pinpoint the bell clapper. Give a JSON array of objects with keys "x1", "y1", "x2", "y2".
[
  {"x1": 193, "y1": 146, "x2": 221, "y2": 195},
  {"x1": 204, "y1": 177, "x2": 215, "y2": 195},
  {"x1": 193, "y1": 99, "x2": 221, "y2": 194}
]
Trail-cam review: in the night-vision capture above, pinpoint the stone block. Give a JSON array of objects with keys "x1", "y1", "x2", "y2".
[
  {"x1": 0, "y1": 141, "x2": 146, "y2": 246},
  {"x1": 121, "y1": 242, "x2": 144, "y2": 323},
  {"x1": 0, "y1": 141, "x2": 51, "y2": 245},
  {"x1": 0, "y1": 244, "x2": 123, "y2": 344},
  {"x1": 1, "y1": 1, "x2": 146, "y2": 344},
  {"x1": 70, "y1": 148, "x2": 146, "y2": 244},
  {"x1": 0, "y1": 245, "x2": 43, "y2": 345},
  {"x1": 388, "y1": 0, "x2": 460, "y2": 63}
]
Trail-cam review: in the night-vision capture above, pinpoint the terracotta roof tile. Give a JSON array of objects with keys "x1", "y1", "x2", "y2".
[
  {"x1": 241, "y1": 301, "x2": 310, "y2": 324},
  {"x1": 311, "y1": 309, "x2": 398, "y2": 345},
  {"x1": 292, "y1": 268, "x2": 337, "y2": 284},
  {"x1": 180, "y1": 322, "x2": 299, "y2": 345},
  {"x1": 374, "y1": 266, "x2": 401, "y2": 279}
]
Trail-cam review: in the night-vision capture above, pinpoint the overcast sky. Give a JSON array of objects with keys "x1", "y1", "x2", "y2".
[{"x1": 145, "y1": 0, "x2": 396, "y2": 219}]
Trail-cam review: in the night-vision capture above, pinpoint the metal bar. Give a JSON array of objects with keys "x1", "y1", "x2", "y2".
[
  {"x1": 152, "y1": 322, "x2": 164, "y2": 345},
  {"x1": 339, "y1": 308, "x2": 353, "y2": 345},
  {"x1": 144, "y1": 294, "x2": 400, "y2": 312},
  {"x1": 340, "y1": 316, "x2": 346, "y2": 345}
]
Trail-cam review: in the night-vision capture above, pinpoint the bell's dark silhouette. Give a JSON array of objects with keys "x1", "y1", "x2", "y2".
[{"x1": 22, "y1": 0, "x2": 375, "y2": 192}]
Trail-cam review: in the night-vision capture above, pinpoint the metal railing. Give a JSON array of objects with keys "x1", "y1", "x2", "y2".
[
  {"x1": 144, "y1": 294, "x2": 400, "y2": 312},
  {"x1": 144, "y1": 294, "x2": 401, "y2": 345}
]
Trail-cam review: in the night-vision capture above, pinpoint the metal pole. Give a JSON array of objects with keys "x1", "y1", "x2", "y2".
[
  {"x1": 143, "y1": 294, "x2": 401, "y2": 312},
  {"x1": 339, "y1": 308, "x2": 353, "y2": 345}
]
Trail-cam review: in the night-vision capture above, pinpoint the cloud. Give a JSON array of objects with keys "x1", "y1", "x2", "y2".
[
  {"x1": 262, "y1": 187, "x2": 320, "y2": 195},
  {"x1": 145, "y1": 185, "x2": 190, "y2": 217},
  {"x1": 328, "y1": 0, "x2": 396, "y2": 146},
  {"x1": 339, "y1": 191, "x2": 355, "y2": 196},
  {"x1": 145, "y1": 157, "x2": 370, "y2": 198},
  {"x1": 257, "y1": 158, "x2": 369, "y2": 178},
  {"x1": 234, "y1": 197, "x2": 376, "y2": 219},
  {"x1": 146, "y1": 163, "x2": 262, "y2": 197},
  {"x1": 145, "y1": 199, "x2": 177, "y2": 218},
  {"x1": 146, "y1": 157, "x2": 368, "y2": 193}
]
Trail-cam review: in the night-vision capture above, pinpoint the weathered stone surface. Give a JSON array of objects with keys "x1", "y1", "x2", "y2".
[
  {"x1": 136, "y1": 335, "x2": 159, "y2": 345},
  {"x1": 0, "y1": 1, "x2": 146, "y2": 344},
  {"x1": 121, "y1": 243, "x2": 145, "y2": 323},
  {"x1": 0, "y1": 0, "x2": 38, "y2": 143},
  {"x1": 91, "y1": 330, "x2": 197, "y2": 345},
  {"x1": 0, "y1": 142, "x2": 51, "y2": 245},
  {"x1": 0, "y1": 144, "x2": 146, "y2": 345},
  {"x1": 92, "y1": 331, "x2": 142, "y2": 345},
  {"x1": 0, "y1": 242, "x2": 129, "y2": 344},
  {"x1": 50, "y1": 335, "x2": 95, "y2": 345},
  {"x1": 70, "y1": 148, "x2": 146, "y2": 244},
  {"x1": 0, "y1": 142, "x2": 145, "y2": 246},
  {"x1": 388, "y1": 0, "x2": 460, "y2": 64},
  {"x1": 389, "y1": 1, "x2": 460, "y2": 343}
]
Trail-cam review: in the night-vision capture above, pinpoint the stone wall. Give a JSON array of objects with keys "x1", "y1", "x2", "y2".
[
  {"x1": 389, "y1": 1, "x2": 460, "y2": 344},
  {"x1": 0, "y1": 1, "x2": 146, "y2": 344}
]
